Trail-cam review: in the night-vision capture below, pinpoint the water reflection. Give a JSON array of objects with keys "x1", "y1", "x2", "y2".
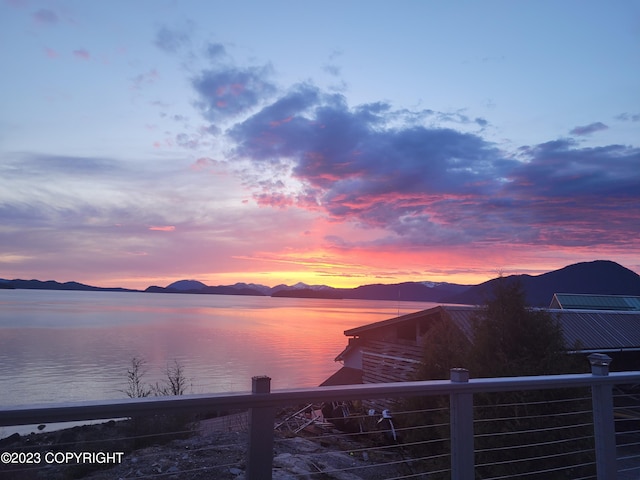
[{"x1": 0, "y1": 290, "x2": 436, "y2": 406}]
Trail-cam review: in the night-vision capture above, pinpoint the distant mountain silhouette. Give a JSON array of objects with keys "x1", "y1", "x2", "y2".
[
  {"x1": 230, "y1": 282, "x2": 274, "y2": 295},
  {"x1": 146, "y1": 283, "x2": 266, "y2": 296},
  {"x1": 445, "y1": 260, "x2": 640, "y2": 306},
  {"x1": 166, "y1": 280, "x2": 208, "y2": 291},
  {"x1": 4, "y1": 260, "x2": 639, "y2": 305},
  {"x1": 337, "y1": 281, "x2": 470, "y2": 302},
  {"x1": 272, "y1": 288, "x2": 345, "y2": 299},
  {"x1": 0, "y1": 279, "x2": 136, "y2": 292}
]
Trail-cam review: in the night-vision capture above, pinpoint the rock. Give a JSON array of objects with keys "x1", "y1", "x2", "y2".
[{"x1": 0, "y1": 432, "x2": 20, "y2": 446}]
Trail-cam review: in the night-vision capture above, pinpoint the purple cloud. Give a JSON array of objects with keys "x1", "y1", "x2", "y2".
[
  {"x1": 206, "y1": 43, "x2": 227, "y2": 61},
  {"x1": 192, "y1": 64, "x2": 276, "y2": 123},
  {"x1": 228, "y1": 83, "x2": 515, "y2": 244},
  {"x1": 158, "y1": 45, "x2": 639, "y2": 251},
  {"x1": 616, "y1": 112, "x2": 640, "y2": 122},
  {"x1": 73, "y1": 49, "x2": 90, "y2": 61},
  {"x1": 224, "y1": 79, "x2": 640, "y2": 249},
  {"x1": 154, "y1": 24, "x2": 193, "y2": 53},
  {"x1": 511, "y1": 139, "x2": 640, "y2": 198},
  {"x1": 32, "y1": 9, "x2": 58, "y2": 25},
  {"x1": 569, "y1": 122, "x2": 608, "y2": 136}
]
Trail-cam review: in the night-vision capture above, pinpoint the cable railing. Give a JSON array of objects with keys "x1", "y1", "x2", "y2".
[
  {"x1": 0, "y1": 362, "x2": 639, "y2": 479},
  {"x1": 614, "y1": 386, "x2": 640, "y2": 480}
]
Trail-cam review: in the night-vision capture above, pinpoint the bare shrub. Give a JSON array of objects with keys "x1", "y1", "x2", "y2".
[
  {"x1": 122, "y1": 356, "x2": 152, "y2": 398},
  {"x1": 152, "y1": 359, "x2": 192, "y2": 396}
]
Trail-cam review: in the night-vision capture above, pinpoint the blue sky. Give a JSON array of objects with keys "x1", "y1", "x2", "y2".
[{"x1": 1, "y1": 0, "x2": 639, "y2": 289}]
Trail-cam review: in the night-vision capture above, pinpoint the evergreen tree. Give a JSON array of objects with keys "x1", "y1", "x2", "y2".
[
  {"x1": 404, "y1": 277, "x2": 593, "y2": 479},
  {"x1": 469, "y1": 277, "x2": 572, "y2": 377},
  {"x1": 469, "y1": 278, "x2": 592, "y2": 478}
]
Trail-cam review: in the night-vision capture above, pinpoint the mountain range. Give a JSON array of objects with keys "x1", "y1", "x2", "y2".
[{"x1": 4, "y1": 260, "x2": 638, "y2": 306}]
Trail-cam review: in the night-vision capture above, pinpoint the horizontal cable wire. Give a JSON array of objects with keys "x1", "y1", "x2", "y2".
[
  {"x1": 3, "y1": 379, "x2": 636, "y2": 480},
  {"x1": 474, "y1": 408, "x2": 593, "y2": 424},
  {"x1": 475, "y1": 434, "x2": 594, "y2": 454},
  {"x1": 475, "y1": 421, "x2": 593, "y2": 438},
  {"x1": 617, "y1": 439, "x2": 640, "y2": 448},
  {"x1": 477, "y1": 447, "x2": 595, "y2": 468},
  {"x1": 278, "y1": 436, "x2": 450, "y2": 458},
  {"x1": 473, "y1": 395, "x2": 592, "y2": 410},
  {"x1": 618, "y1": 465, "x2": 640, "y2": 473},
  {"x1": 618, "y1": 454, "x2": 640, "y2": 463}
]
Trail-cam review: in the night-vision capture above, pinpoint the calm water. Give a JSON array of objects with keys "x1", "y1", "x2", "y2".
[{"x1": 0, "y1": 289, "x2": 435, "y2": 407}]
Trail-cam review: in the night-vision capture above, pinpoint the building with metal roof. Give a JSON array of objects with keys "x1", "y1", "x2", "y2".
[
  {"x1": 550, "y1": 293, "x2": 640, "y2": 311},
  {"x1": 324, "y1": 304, "x2": 640, "y2": 387}
]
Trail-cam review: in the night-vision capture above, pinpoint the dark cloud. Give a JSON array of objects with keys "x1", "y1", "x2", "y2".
[
  {"x1": 511, "y1": 139, "x2": 640, "y2": 197},
  {"x1": 192, "y1": 64, "x2": 276, "y2": 123},
  {"x1": 569, "y1": 121, "x2": 608, "y2": 136},
  {"x1": 228, "y1": 83, "x2": 515, "y2": 244},
  {"x1": 175, "y1": 47, "x2": 640, "y2": 251},
  {"x1": 226, "y1": 80, "x2": 640, "y2": 248},
  {"x1": 205, "y1": 42, "x2": 227, "y2": 61}
]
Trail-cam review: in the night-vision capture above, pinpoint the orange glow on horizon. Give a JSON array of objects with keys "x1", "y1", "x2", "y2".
[{"x1": 61, "y1": 243, "x2": 640, "y2": 292}]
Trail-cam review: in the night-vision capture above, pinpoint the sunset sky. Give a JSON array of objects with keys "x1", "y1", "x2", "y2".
[{"x1": 1, "y1": 0, "x2": 639, "y2": 290}]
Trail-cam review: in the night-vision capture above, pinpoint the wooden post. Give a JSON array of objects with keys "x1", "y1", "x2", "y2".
[
  {"x1": 247, "y1": 376, "x2": 274, "y2": 480},
  {"x1": 589, "y1": 354, "x2": 616, "y2": 480},
  {"x1": 450, "y1": 368, "x2": 474, "y2": 480}
]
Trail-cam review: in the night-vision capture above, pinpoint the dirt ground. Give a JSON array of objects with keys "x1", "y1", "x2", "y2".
[{"x1": 0, "y1": 412, "x2": 414, "y2": 479}]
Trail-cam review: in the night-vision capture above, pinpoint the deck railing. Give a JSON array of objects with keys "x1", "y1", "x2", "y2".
[{"x1": 1, "y1": 359, "x2": 639, "y2": 479}]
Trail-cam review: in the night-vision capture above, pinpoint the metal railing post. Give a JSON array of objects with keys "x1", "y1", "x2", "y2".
[
  {"x1": 450, "y1": 368, "x2": 474, "y2": 480},
  {"x1": 247, "y1": 375, "x2": 274, "y2": 480},
  {"x1": 589, "y1": 354, "x2": 616, "y2": 480}
]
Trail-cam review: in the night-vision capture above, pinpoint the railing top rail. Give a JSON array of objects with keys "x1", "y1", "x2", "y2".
[{"x1": 2, "y1": 371, "x2": 640, "y2": 427}]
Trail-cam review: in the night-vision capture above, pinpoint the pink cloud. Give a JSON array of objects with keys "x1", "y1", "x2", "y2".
[
  {"x1": 190, "y1": 157, "x2": 222, "y2": 171},
  {"x1": 149, "y1": 225, "x2": 176, "y2": 232},
  {"x1": 73, "y1": 49, "x2": 90, "y2": 61},
  {"x1": 44, "y1": 47, "x2": 59, "y2": 59},
  {"x1": 216, "y1": 83, "x2": 245, "y2": 97},
  {"x1": 253, "y1": 192, "x2": 295, "y2": 208},
  {"x1": 269, "y1": 116, "x2": 293, "y2": 128}
]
